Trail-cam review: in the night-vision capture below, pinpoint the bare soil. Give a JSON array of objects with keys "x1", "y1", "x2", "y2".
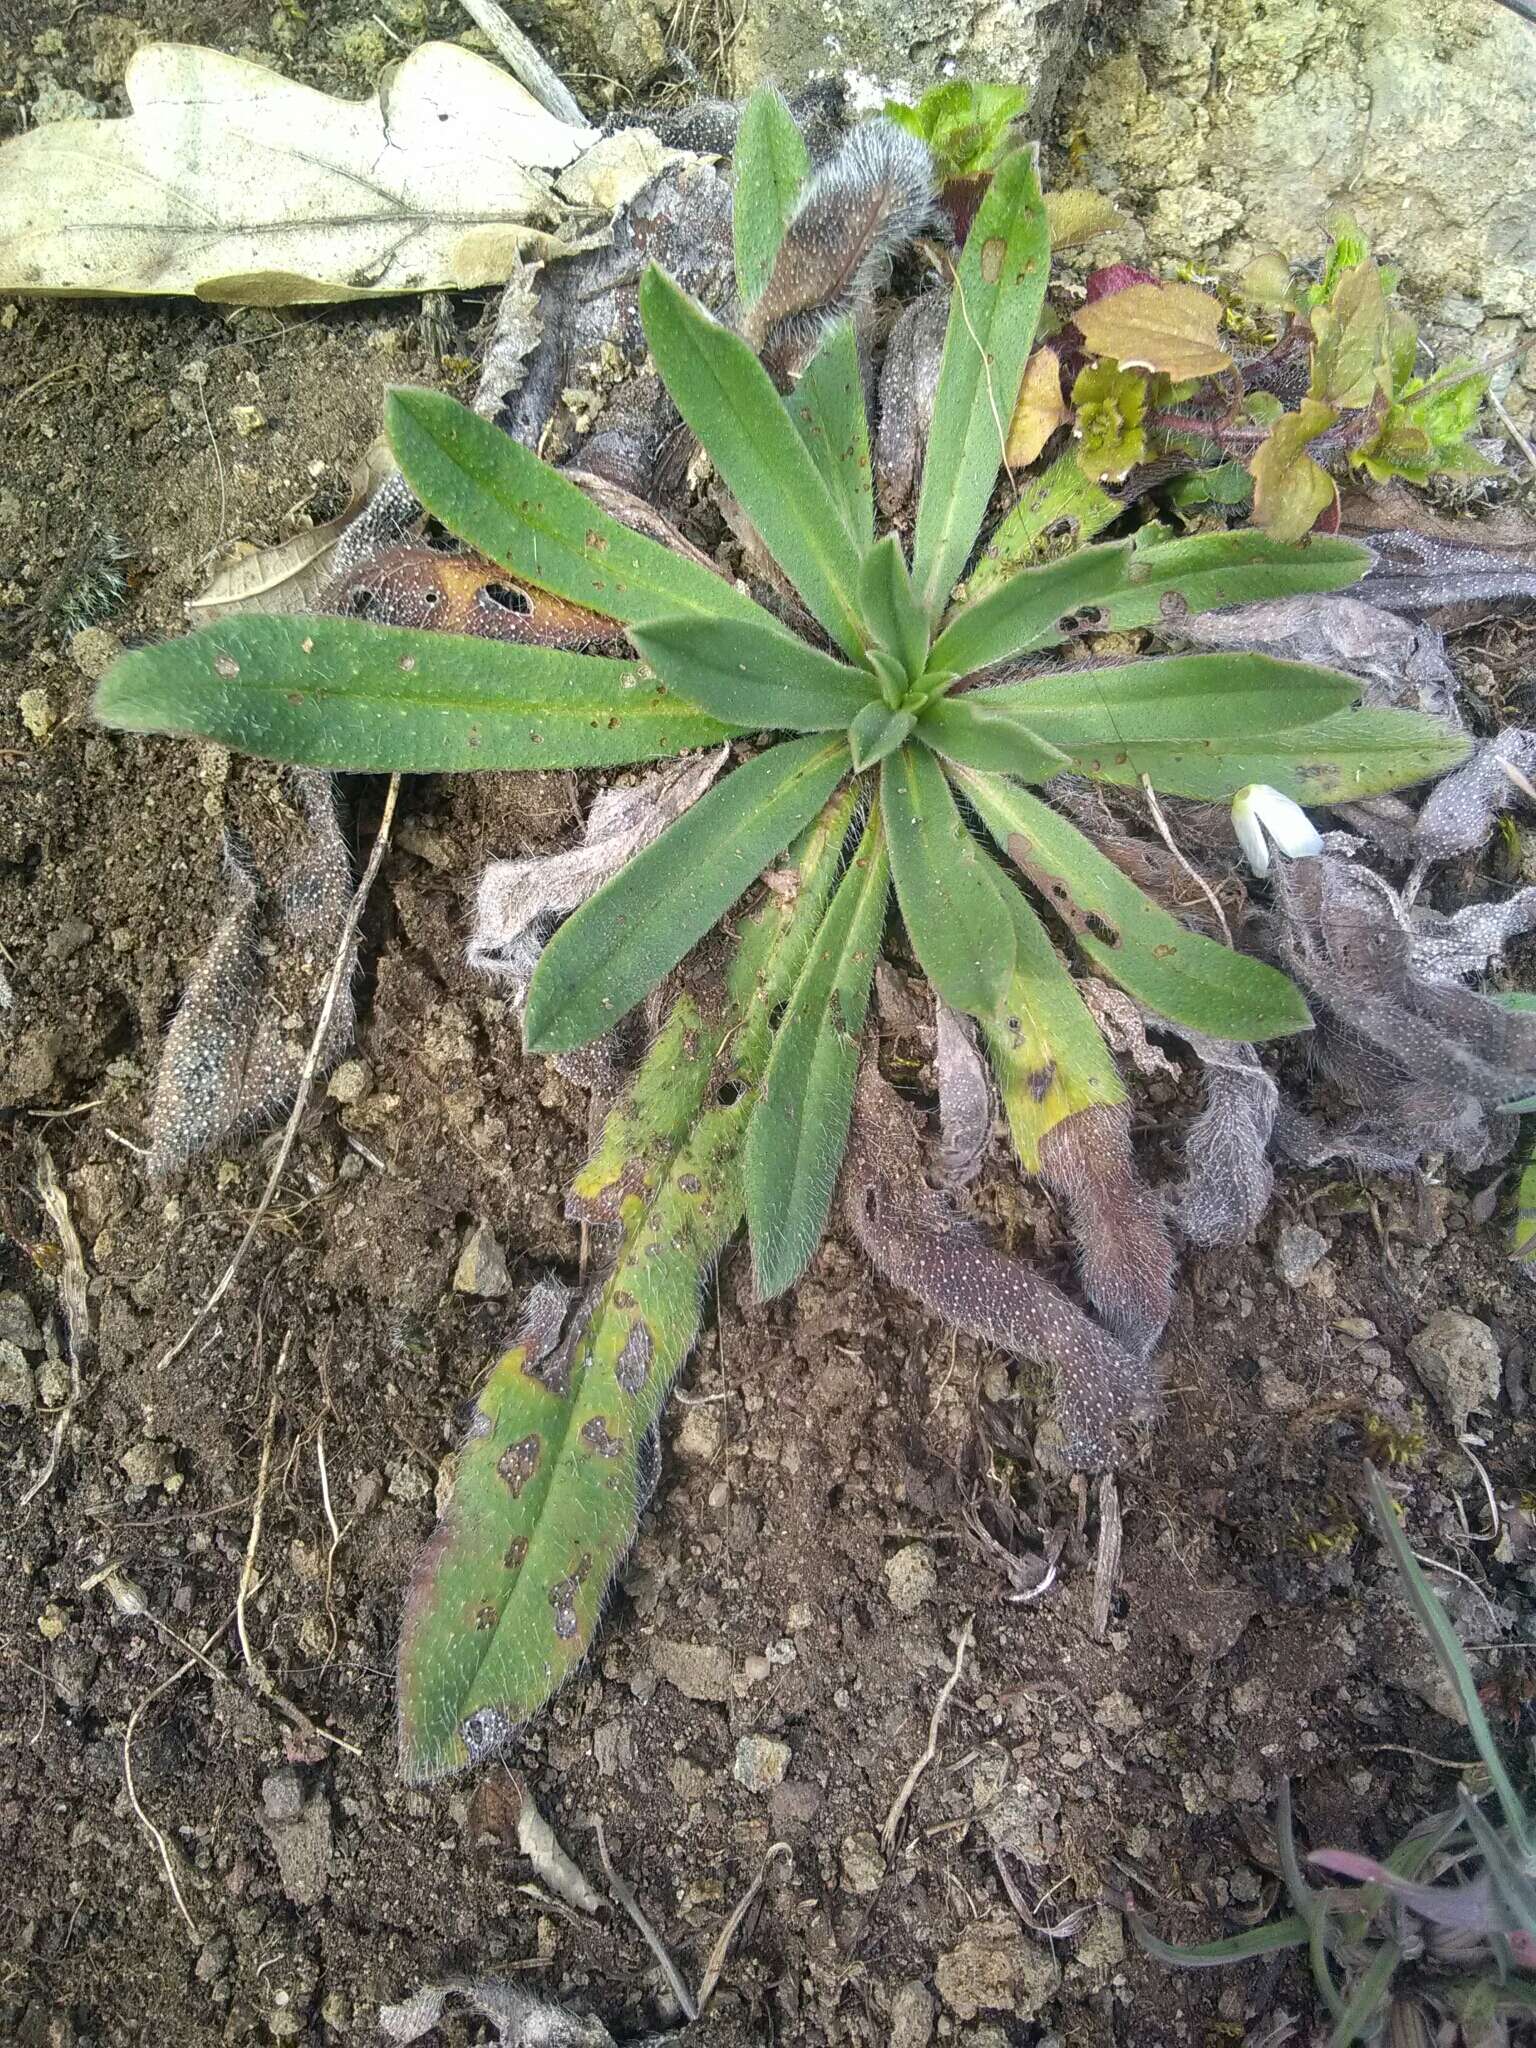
[{"x1": 5, "y1": 7, "x2": 1536, "y2": 2046}]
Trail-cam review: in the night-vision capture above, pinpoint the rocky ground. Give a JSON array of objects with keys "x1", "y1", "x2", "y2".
[{"x1": 4, "y1": 2, "x2": 1536, "y2": 2045}]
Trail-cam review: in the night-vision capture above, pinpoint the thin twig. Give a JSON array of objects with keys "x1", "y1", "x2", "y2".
[
  {"x1": 1092, "y1": 1470, "x2": 1122, "y2": 1643},
  {"x1": 123, "y1": 1605, "x2": 241, "y2": 1941},
  {"x1": 881, "y1": 1615, "x2": 974, "y2": 1855},
  {"x1": 456, "y1": 0, "x2": 586, "y2": 123},
  {"x1": 1139, "y1": 774, "x2": 1233, "y2": 946},
  {"x1": 696, "y1": 1842, "x2": 791, "y2": 2015},
  {"x1": 316, "y1": 1422, "x2": 351, "y2": 1668},
  {"x1": 1488, "y1": 384, "x2": 1536, "y2": 476},
  {"x1": 594, "y1": 1818, "x2": 699, "y2": 2022},
  {"x1": 21, "y1": 1143, "x2": 90, "y2": 1507},
  {"x1": 1457, "y1": 1435, "x2": 1502, "y2": 1548},
  {"x1": 992, "y1": 1847, "x2": 1092, "y2": 1941},
  {"x1": 154, "y1": 776, "x2": 400, "y2": 1376},
  {"x1": 1413, "y1": 1549, "x2": 1501, "y2": 1631}
]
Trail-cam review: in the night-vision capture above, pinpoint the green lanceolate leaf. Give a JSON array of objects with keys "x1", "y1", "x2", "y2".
[
  {"x1": 639, "y1": 265, "x2": 869, "y2": 659},
  {"x1": 881, "y1": 742, "x2": 1017, "y2": 1016},
  {"x1": 788, "y1": 318, "x2": 875, "y2": 548},
  {"x1": 849, "y1": 701, "x2": 916, "y2": 771},
  {"x1": 746, "y1": 805, "x2": 890, "y2": 1295},
  {"x1": 524, "y1": 734, "x2": 850, "y2": 1052},
  {"x1": 913, "y1": 147, "x2": 1050, "y2": 619},
  {"x1": 732, "y1": 87, "x2": 810, "y2": 303},
  {"x1": 94, "y1": 615, "x2": 736, "y2": 770},
  {"x1": 918, "y1": 694, "x2": 1070, "y2": 782},
  {"x1": 961, "y1": 450, "x2": 1121, "y2": 604},
  {"x1": 957, "y1": 768, "x2": 1313, "y2": 1041},
  {"x1": 387, "y1": 386, "x2": 769, "y2": 632},
  {"x1": 398, "y1": 796, "x2": 856, "y2": 1778},
  {"x1": 930, "y1": 529, "x2": 1371, "y2": 679},
  {"x1": 859, "y1": 533, "x2": 929, "y2": 681},
  {"x1": 630, "y1": 613, "x2": 878, "y2": 734},
  {"x1": 978, "y1": 884, "x2": 1125, "y2": 1171}
]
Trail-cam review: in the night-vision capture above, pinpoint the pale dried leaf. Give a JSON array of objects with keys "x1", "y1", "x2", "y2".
[
  {"x1": 378, "y1": 1978, "x2": 618, "y2": 2046},
  {"x1": 1413, "y1": 729, "x2": 1536, "y2": 865},
  {"x1": 468, "y1": 749, "x2": 730, "y2": 992},
  {"x1": 0, "y1": 42, "x2": 676, "y2": 303},
  {"x1": 935, "y1": 1004, "x2": 994, "y2": 1187},
  {"x1": 844, "y1": 1064, "x2": 1156, "y2": 1469},
  {"x1": 1168, "y1": 1033, "x2": 1277, "y2": 1248},
  {"x1": 1180, "y1": 593, "x2": 1460, "y2": 723},
  {"x1": 1359, "y1": 527, "x2": 1536, "y2": 621},
  {"x1": 1043, "y1": 189, "x2": 1124, "y2": 250},
  {"x1": 1004, "y1": 346, "x2": 1070, "y2": 468},
  {"x1": 1078, "y1": 981, "x2": 1178, "y2": 1079},
  {"x1": 186, "y1": 443, "x2": 396, "y2": 621},
  {"x1": 511, "y1": 1773, "x2": 602, "y2": 1915}
]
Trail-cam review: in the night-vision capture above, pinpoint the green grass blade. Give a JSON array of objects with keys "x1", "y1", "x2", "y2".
[
  {"x1": 639, "y1": 266, "x2": 871, "y2": 659},
  {"x1": 1327, "y1": 1943, "x2": 1401, "y2": 2048},
  {"x1": 94, "y1": 615, "x2": 736, "y2": 770},
  {"x1": 399, "y1": 798, "x2": 856, "y2": 1780},
  {"x1": 881, "y1": 742, "x2": 1017, "y2": 1016},
  {"x1": 913, "y1": 147, "x2": 1050, "y2": 618},
  {"x1": 733, "y1": 87, "x2": 810, "y2": 302},
  {"x1": 630, "y1": 613, "x2": 879, "y2": 733},
  {"x1": 930, "y1": 529, "x2": 1371, "y2": 679},
  {"x1": 860, "y1": 533, "x2": 929, "y2": 679},
  {"x1": 918, "y1": 695, "x2": 1070, "y2": 782},
  {"x1": 387, "y1": 386, "x2": 770, "y2": 631},
  {"x1": 1276, "y1": 1778, "x2": 1347, "y2": 2022},
  {"x1": 788, "y1": 318, "x2": 875, "y2": 548},
  {"x1": 746, "y1": 805, "x2": 889, "y2": 1295},
  {"x1": 1128, "y1": 1914, "x2": 1309, "y2": 1969},
  {"x1": 524, "y1": 734, "x2": 850, "y2": 1052},
  {"x1": 1458, "y1": 1792, "x2": 1536, "y2": 1941},
  {"x1": 957, "y1": 768, "x2": 1313, "y2": 1041},
  {"x1": 1365, "y1": 1466, "x2": 1532, "y2": 1857}
]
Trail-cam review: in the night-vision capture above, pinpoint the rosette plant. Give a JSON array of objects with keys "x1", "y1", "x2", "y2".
[{"x1": 96, "y1": 97, "x2": 1465, "y2": 1776}]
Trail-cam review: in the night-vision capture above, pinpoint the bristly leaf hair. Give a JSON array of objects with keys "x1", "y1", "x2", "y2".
[{"x1": 743, "y1": 119, "x2": 939, "y2": 365}]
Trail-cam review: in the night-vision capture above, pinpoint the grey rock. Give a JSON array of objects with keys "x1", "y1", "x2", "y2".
[
  {"x1": 0, "y1": 1340, "x2": 35, "y2": 1410},
  {"x1": 1407, "y1": 1310, "x2": 1501, "y2": 1433},
  {"x1": 50, "y1": 1642, "x2": 98, "y2": 1710},
  {"x1": 45, "y1": 918, "x2": 93, "y2": 965},
  {"x1": 652, "y1": 1639, "x2": 734, "y2": 1703},
  {"x1": 261, "y1": 1791, "x2": 333, "y2": 1907},
  {"x1": 936, "y1": 1921, "x2": 1059, "y2": 2021},
  {"x1": 732, "y1": 1734, "x2": 791, "y2": 1792},
  {"x1": 452, "y1": 1221, "x2": 512, "y2": 1298},
  {"x1": 733, "y1": 0, "x2": 1090, "y2": 133},
  {"x1": 0, "y1": 1291, "x2": 43, "y2": 1350},
  {"x1": 261, "y1": 1767, "x2": 306, "y2": 1823},
  {"x1": 840, "y1": 1830, "x2": 885, "y2": 1894},
  {"x1": 769, "y1": 1779, "x2": 824, "y2": 1829},
  {"x1": 1275, "y1": 1223, "x2": 1328, "y2": 1287},
  {"x1": 883, "y1": 1542, "x2": 938, "y2": 1615},
  {"x1": 889, "y1": 1980, "x2": 936, "y2": 2048},
  {"x1": 326, "y1": 1059, "x2": 372, "y2": 1105},
  {"x1": 119, "y1": 1439, "x2": 177, "y2": 1488}
]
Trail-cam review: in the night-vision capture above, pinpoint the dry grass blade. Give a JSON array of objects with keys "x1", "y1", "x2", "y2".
[
  {"x1": 881, "y1": 1614, "x2": 974, "y2": 1855},
  {"x1": 455, "y1": 0, "x2": 585, "y2": 124},
  {"x1": 154, "y1": 776, "x2": 400, "y2": 1377},
  {"x1": 696, "y1": 1841, "x2": 792, "y2": 2014},
  {"x1": 594, "y1": 1818, "x2": 699, "y2": 2021},
  {"x1": 21, "y1": 1141, "x2": 91, "y2": 1508},
  {"x1": 1092, "y1": 1471, "x2": 1122, "y2": 1643}
]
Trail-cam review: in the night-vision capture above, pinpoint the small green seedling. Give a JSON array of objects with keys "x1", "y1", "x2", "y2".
[
  {"x1": 1133, "y1": 1467, "x2": 1536, "y2": 2044},
  {"x1": 95, "y1": 99, "x2": 1467, "y2": 1777}
]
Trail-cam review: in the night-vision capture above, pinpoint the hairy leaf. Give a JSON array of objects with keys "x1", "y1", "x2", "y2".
[
  {"x1": 958, "y1": 769, "x2": 1314, "y2": 1041},
  {"x1": 1073, "y1": 280, "x2": 1232, "y2": 381},
  {"x1": 630, "y1": 613, "x2": 878, "y2": 733},
  {"x1": 859, "y1": 534, "x2": 930, "y2": 681},
  {"x1": 931, "y1": 529, "x2": 1371, "y2": 679},
  {"x1": 1309, "y1": 258, "x2": 1390, "y2": 410},
  {"x1": 848, "y1": 701, "x2": 916, "y2": 771},
  {"x1": 962, "y1": 451, "x2": 1121, "y2": 602},
  {"x1": 882, "y1": 743, "x2": 1017, "y2": 1016},
  {"x1": 732, "y1": 88, "x2": 810, "y2": 303},
  {"x1": 918, "y1": 695, "x2": 1070, "y2": 782},
  {"x1": 640, "y1": 265, "x2": 869, "y2": 658},
  {"x1": 986, "y1": 652, "x2": 1359, "y2": 741},
  {"x1": 913, "y1": 148, "x2": 1050, "y2": 618},
  {"x1": 787, "y1": 318, "x2": 876, "y2": 547},
  {"x1": 978, "y1": 882, "x2": 1125, "y2": 1172},
  {"x1": 746, "y1": 806, "x2": 889, "y2": 1295},
  {"x1": 400, "y1": 796, "x2": 856, "y2": 1778},
  {"x1": 1038, "y1": 1104, "x2": 1173, "y2": 1358},
  {"x1": 387, "y1": 388, "x2": 769, "y2": 630},
  {"x1": 524, "y1": 734, "x2": 850, "y2": 1051},
  {"x1": 1128, "y1": 1915, "x2": 1309, "y2": 1969},
  {"x1": 95, "y1": 615, "x2": 735, "y2": 771}
]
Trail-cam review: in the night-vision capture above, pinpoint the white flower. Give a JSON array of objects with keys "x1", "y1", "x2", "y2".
[{"x1": 1231, "y1": 783, "x2": 1324, "y2": 878}]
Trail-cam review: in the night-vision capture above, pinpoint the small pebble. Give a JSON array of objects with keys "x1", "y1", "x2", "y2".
[
  {"x1": 883, "y1": 1542, "x2": 938, "y2": 1615},
  {"x1": 732, "y1": 1734, "x2": 791, "y2": 1792},
  {"x1": 18, "y1": 688, "x2": 54, "y2": 740},
  {"x1": 1274, "y1": 1223, "x2": 1328, "y2": 1287},
  {"x1": 452, "y1": 1220, "x2": 511, "y2": 1298}
]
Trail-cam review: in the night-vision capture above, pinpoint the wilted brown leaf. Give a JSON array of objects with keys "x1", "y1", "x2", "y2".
[{"x1": 1073, "y1": 280, "x2": 1232, "y2": 381}]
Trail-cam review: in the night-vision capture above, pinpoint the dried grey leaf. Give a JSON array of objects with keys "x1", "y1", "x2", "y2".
[
  {"x1": 509, "y1": 1772, "x2": 602, "y2": 1915},
  {"x1": 844, "y1": 1064, "x2": 1156, "y2": 1470},
  {"x1": 874, "y1": 291, "x2": 948, "y2": 526},
  {"x1": 378, "y1": 1978, "x2": 617, "y2": 2047},
  {"x1": 1169, "y1": 1034, "x2": 1277, "y2": 1248},
  {"x1": 1412, "y1": 728, "x2": 1536, "y2": 866},
  {"x1": 1037, "y1": 1103, "x2": 1174, "y2": 1356},
  {"x1": 935, "y1": 1004, "x2": 994, "y2": 1187},
  {"x1": 1078, "y1": 980, "x2": 1179, "y2": 1079},
  {"x1": 1180, "y1": 592, "x2": 1459, "y2": 723},
  {"x1": 1359, "y1": 526, "x2": 1536, "y2": 622},
  {"x1": 468, "y1": 749, "x2": 729, "y2": 995},
  {"x1": 145, "y1": 773, "x2": 355, "y2": 1177}
]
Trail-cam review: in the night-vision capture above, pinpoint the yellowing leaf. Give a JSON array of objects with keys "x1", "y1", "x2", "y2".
[
  {"x1": 1073, "y1": 280, "x2": 1233, "y2": 381},
  {"x1": 1250, "y1": 398, "x2": 1339, "y2": 543},
  {"x1": 0, "y1": 41, "x2": 678, "y2": 303},
  {"x1": 1005, "y1": 346, "x2": 1071, "y2": 467},
  {"x1": 1043, "y1": 189, "x2": 1124, "y2": 250},
  {"x1": 1308, "y1": 259, "x2": 1389, "y2": 409}
]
